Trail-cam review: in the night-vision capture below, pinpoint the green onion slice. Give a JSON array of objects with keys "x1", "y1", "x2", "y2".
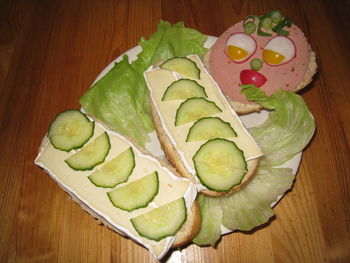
[
  {"x1": 244, "y1": 21, "x2": 256, "y2": 35},
  {"x1": 243, "y1": 15, "x2": 258, "y2": 34},
  {"x1": 262, "y1": 17, "x2": 273, "y2": 30},
  {"x1": 272, "y1": 17, "x2": 292, "y2": 36},
  {"x1": 276, "y1": 28, "x2": 289, "y2": 36},
  {"x1": 244, "y1": 11, "x2": 292, "y2": 37},
  {"x1": 270, "y1": 10, "x2": 282, "y2": 23},
  {"x1": 250, "y1": 58, "x2": 263, "y2": 71},
  {"x1": 257, "y1": 21, "x2": 272, "y2": 37},
  {"x1": 258, "y1": 13, "x2": 270, "y2": 20}
]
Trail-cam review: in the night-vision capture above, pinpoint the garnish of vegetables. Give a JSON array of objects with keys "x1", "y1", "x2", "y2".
[
  {"x1": 272, "y1": 17, "x2": 293, "y2": 36},
  {"x1": 243, "y1": 10, "x2": 292, "y2": 36}
]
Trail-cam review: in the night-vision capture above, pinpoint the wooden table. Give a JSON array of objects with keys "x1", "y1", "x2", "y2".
[{"x1": 1, "y1": 0, "x2": 349, "y2": 262}]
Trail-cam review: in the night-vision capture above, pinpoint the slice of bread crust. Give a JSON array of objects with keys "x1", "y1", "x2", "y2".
[
  {"x1": 203, "y1": 49, "x2": 317, "y2": 115},
  {"x1": 173, "y1": 200, "x2": 201, "y2": 248},
  {"x1": 150, "y1": 94, "x2": 260, "y2": 197}
]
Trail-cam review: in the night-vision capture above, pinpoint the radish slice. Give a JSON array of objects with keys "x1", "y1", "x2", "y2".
[
  {"x1": 262, "y1": 36, "x2": 296, "y2": 66},
  {"x1": 226, "y1": 33, "x2": 257, "y2": 63},
  {"x1": 240, "y1": 69, "x2": 267, "y2": 88}
]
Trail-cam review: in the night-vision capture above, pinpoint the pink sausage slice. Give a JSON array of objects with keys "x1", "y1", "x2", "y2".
[{"x1": 209, "y1": 22, "x2": 311, "y2": 105}]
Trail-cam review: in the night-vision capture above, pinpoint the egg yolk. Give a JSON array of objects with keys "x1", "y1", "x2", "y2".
[
  {"x1": 227, "y1": 46, "x2": 248, "y2": 61},
  {"x1": 262, "y1": 49, "x2": 285, "y2": 65}
]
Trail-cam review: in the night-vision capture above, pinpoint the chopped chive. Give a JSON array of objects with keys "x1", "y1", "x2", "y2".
[
  {"x1": 277, "y1": 28, "x2": 290, "y2": 36},
  {"x1": 245, "y1": 11, "x2": 292, "y2": 37},
  {"x1": 272, "y1": 17, "x2": 293, "y2": 35},
  {"x1": 258, "y1": 13, "x2": 270, "y2": 21}
]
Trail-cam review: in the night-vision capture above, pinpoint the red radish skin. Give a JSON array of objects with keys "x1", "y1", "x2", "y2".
[{"x1": 240, "y1": 69, "x2": 267, "y2": 88}]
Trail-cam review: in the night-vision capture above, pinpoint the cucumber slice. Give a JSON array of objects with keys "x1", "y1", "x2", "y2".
[
  {"x1": 65, "y1": 132, "x2": 111, "y2": 171},
  {"x1": 186, "y1": 117, "x2": 237, "y2": 142},
  {"x1": 48, "y1": 110, "x2": 94, "y2": 152},
  {"x1": 175, "y1": 97, "x2": 222, "y2": 126},
  {"x1": 88, "y1": 147, "x2": 135, "y2": 188},
  {"x1": 193, "y1": 138, "x2": 247, "y2": 192},
  {"x1": 162, "y1": 79, "x2": 207, "y2": 101},
  {"x1": 107, "y1": 171, "x2": 159, "y2": 211},
  {"x1": 130, "y1": 198, "x2": 187, "y2": 241},
  {"x1": 160, "y1": 57, "x2": 200, "y2": 79}
]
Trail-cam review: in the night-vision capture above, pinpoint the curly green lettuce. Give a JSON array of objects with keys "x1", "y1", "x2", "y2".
[
  {"x1": 241, "y1": 84, "x2": 316, "y2": 166},
  {"x1": 80, "y1": 21, "x2": 207, "y2": 146}
]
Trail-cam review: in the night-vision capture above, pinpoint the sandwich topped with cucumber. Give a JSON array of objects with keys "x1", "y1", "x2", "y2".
[
  {"x1": 35, "y1": 109, "x2": 200, "y2": 259},
  {"x1": 144, "y1": 55, "x2": 263, "y2": 196}
]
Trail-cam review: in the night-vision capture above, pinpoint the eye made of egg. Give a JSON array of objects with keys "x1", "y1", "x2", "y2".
[
  {"x1": 226, "y1": 33, "x2": 257, "y2": 63},
  {"x1": 262, "y1": 36, "x2": 296, "y2": 66}
]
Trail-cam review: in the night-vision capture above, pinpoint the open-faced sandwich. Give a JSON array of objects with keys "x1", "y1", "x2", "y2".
[
  {"x1": 35, "y1": 110, "x2": 200, "y2": 259},
  {"x1": 204, "y1": 10, "x2": 317, "y2": 114},
  {"x1": 144, "y1": 55, "x2": 263, "y2": 196}
]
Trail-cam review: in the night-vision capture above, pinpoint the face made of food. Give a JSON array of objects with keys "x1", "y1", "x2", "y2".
[{"x1": 209, "y1": 22, "x2": 311, "y2": 105}]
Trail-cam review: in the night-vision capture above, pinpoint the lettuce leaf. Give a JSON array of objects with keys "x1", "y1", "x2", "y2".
[
  {"x1": 221, "y1": 167, "x2": 294, "y2": 231},
  {"x1": 80, "y1": 21, "x2": 207, "y2": 146},
  {"x1": 132, "y1": 21, "x2": 208, "y2": 73},
  {"x1": 241, "y1": 85, "x2": 316, "y2": 166},
  {"x1": 193, "y1": 194, "x2": 223, "y2": 246},
  {"x1": 79, "y1": 56, "x2": 153, "y2": 146},
  {"x1": 193, "y1": 87, "x2": 315, "y2": 246}
]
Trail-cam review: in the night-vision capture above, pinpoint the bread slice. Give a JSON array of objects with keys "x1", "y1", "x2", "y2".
[
  {"x1": 145, "y1": 55, "x2": 263, "y2": 197},
  {"x1": 203, "y1": 48, "x2": 317, "y2": 115}
]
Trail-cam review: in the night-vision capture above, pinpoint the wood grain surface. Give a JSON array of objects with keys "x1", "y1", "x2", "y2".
[{"x1": 1, "y1": 0, "x2": 349, "y2": 262}]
